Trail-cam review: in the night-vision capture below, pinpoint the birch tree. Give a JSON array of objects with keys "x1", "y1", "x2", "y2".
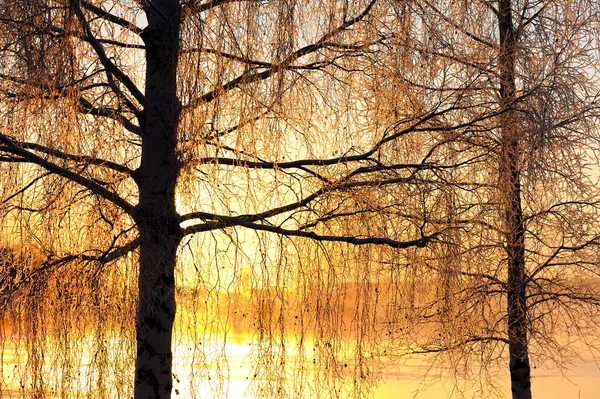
[
  {"x1": 386, "y1": 1, "x2": 600, "y2": 398},
  {"x1": 0, "y1": 1, "x2": 447, "y2": 398}
]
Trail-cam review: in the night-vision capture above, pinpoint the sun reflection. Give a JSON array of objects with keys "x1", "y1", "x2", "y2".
[
  {"x1": 2, "y1": 328, "x2": 599, "y2": 398},
  {"x1": 170, "y1": 335, "x2": 600, "y2": 399},
  {"x1": 172, "y1": 335, "x2": 257, "y2": 399}
]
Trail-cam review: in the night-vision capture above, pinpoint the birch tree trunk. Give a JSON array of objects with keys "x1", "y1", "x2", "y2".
[
  {"x1": 498, "y1": 1, "x2": 531, "y2": 398},
  {"x1": 134, "y1": 1, "x2": 182, "y2": 398}
]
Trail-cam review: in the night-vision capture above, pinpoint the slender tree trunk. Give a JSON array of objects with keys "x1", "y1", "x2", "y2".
[
  {"x1": 134, "y1": 1, "x2": 182, "y2": 398},
  {"x1": 498, "y1": 1, "x2": 532, "y2": 398}
]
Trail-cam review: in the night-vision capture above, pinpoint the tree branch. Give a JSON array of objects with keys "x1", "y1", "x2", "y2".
[
  {"x1": 80, "y1": 0, "x2": 144, "y2": 35},
  {"x1": 0, "y1": 133, "x2": 135, "y2": 215},
  {"x1": 73, "y1": 0, "x2": 149, "y2": 109},
  {"x1": 10, "y1": 140, "x2": 135, "y2": 176},
  {"x1": 183, "y1": 214, "x2": 437, "y2": 248},
  {"x1": 182, "y1": 0, "x2": 379, "y2": 111}
]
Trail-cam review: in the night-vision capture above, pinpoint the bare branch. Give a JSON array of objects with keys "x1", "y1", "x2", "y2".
[
  {"x1": 73, "y1": 0, "x2": 149, "y2": 109},
  {"x1": 9, "y1": 139, "x2": 135, "y2": 176},
  {"x1": 0, "y1": 133, "x2": 135, "y2": 215},
  {"x1": 183, "y1": 0, "x2": 379, "y2": 111},
  {"x1": 80, "y1": 0, "x2": 144, "y2": 35},
  {"x1": 183, "y1": 212, "x2": 437, "y2": 248}
]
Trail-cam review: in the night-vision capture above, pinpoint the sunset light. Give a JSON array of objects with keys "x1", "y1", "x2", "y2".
[{"x1": 1, "y1": 0, "x2": 600, "y2": 398}]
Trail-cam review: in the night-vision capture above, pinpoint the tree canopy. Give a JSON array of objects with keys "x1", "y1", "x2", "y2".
[{"x1": 1, "y1": 1, "x2": 599, "y2": 398}]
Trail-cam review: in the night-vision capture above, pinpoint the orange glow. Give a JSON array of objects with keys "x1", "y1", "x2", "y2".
[{"x1": 2, "y1": 327, "x2": 599, "y2": 398}]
